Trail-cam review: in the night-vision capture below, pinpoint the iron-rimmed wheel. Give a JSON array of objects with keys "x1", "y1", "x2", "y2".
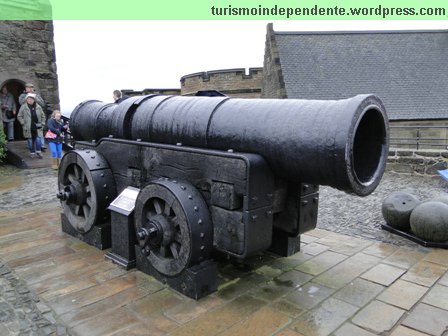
[
  {"x1": 134, "y1": 179, "x2": 213, "y2": 277},
  {"x1": 57, "y1": 150, "x2": 116, "y2": 233}
]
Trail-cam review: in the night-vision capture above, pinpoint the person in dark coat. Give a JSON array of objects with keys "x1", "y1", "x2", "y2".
[
  {"x1": 46, "y1": 110, "x2": 67, "y2": 169},
  {"x1": 19, "y1": 83, "x2": 47, "y2": 150},
  {"x1": 17, "y1": 94, "x2": 45, "y2": 159}
]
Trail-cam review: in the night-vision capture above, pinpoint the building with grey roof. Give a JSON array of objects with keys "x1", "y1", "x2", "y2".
[{"x1": 262, "y1": 23, "x2": 448, "y2": 124}]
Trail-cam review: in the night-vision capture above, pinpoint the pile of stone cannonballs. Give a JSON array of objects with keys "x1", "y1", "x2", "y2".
[{"x1": 382, "y1": 191, "x2": 448, "y2": 242}]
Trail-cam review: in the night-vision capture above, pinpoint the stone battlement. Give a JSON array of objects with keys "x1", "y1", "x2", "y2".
[
  {"x1": 181, "y1": 67, "x2": 263, "y2": 82},
  {"x1": 180, "y1": 67, "x2": 263, "y2": 97}
]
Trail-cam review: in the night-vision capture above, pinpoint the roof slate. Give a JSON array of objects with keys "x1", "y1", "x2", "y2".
[{"x1": 274, "y1": 30, "x2": 448, "y2": 120}]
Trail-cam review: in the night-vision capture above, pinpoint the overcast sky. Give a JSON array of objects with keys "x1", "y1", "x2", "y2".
[{"x1": 53, "y1": 20, "x2": 447, "y2": 115}]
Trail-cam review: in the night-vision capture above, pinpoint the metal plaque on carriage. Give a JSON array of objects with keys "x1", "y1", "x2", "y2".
[{"x1": 108, "y1": 186, "x2": 140, "y2": 216}]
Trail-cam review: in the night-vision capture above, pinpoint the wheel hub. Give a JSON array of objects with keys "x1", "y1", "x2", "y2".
[
  {"x1": 137, "y1": 214, "x2": 175, "y2": 251},
  {"x1": 57, "y1": 180, "x2": 87, "y2": 206},
  {"x1": 150, "y1": 214, "x2": 175, "y2": 246}
]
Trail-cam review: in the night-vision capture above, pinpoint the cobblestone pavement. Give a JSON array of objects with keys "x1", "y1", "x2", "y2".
[
  {"x1": 0, "y1": 163, "x2": 447, "y2": 335},
  {"x1": 319, "y1": 172, "x2": 448, "y2": 247},
  {"x1": 0, "y1": 165, "x2": 59, "y2": 210},
  {"x1": 0, "y1": 261, "x2": 68, "y2": 336}
]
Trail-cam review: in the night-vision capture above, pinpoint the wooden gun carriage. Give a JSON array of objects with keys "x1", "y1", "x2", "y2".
[{"x1": 57, "y1": 94, "x2": 389, "y2": 298}]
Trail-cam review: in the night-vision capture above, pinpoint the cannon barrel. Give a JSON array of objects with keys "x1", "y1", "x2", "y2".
[{"x1": 70, "y1": 94, "x2": 389, "y2": 196}]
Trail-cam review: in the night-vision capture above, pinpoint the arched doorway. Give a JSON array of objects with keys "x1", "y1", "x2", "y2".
[{"x1": 1, "y1": 79, "x2": 25, "y2": 140}]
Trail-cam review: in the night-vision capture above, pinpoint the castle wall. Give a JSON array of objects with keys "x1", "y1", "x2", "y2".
[
  {"x1": 261, "y1": 23, "x2": 286, "y2": 99},
  {"x1": 0, "y1": 20, "x2": 59, "y2": 110},
  {"x1": 180, "y1": 68, "x2": 263, "y2": 98},
  {"x1": 387, "y1": 149, "x2": 448, "y2": 177},
  {"x1": 122, "y1": 88, "x2": 181, "y2": 97}
]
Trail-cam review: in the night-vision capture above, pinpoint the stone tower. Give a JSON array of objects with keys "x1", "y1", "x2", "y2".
[{"x1": 0, "y1": 20, "x2": 59, "y2": 139}]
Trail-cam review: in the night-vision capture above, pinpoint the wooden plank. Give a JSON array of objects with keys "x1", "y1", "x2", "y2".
[
  {"x1": 0, "y1": 233, "x2": 67, "y2": 256},
  {"x1": 18, "y1": 259, "x2": 92, "y2": 284},
  {"x1": 33, "y1": 262, "x2": 118, "y2": 296},
  {"x1": 6, "y1": 245, "x2": 75, "y2": 267},
  {"x1": 0, "y1": 221, "x2": 45, "y2": 236},
  {"x1": 59, "y1": 286, "x2": 157, "y2": 327},
  {"x1": 70, "y1": 307, "x2": 142, "y2": 336},
  {"x1": 0, "y1": 229, "x2": 45, "y2": 244},
  {"x1": 1, "y1": 237, "x2": 72, "y2": 261},
  {"x1": 40, "y1": 278, "x2": 99, "y2": 302},
  {"x1": 49, "y1": 272, "x2": 139, "y2": 315},
  {"x1": 108, "y1": 322, "x2": 165, "y2": 336}
]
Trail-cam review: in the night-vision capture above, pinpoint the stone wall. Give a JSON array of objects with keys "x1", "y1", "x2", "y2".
[
  {"x1": 261, "y1": 23, "x2": 286, "y2": 99},
  {"x1": 180, "y1": 68, "x2": 263, "y2": 98},
  {"x1": 387, "y1": 148, "x2": 448, "y2": 177},
  {"x1": 122, "y1": 88, "x2": 181, "y2": 97},
  {"x1": 0, "y1": 20, "x2": 59, "y2": 110}
]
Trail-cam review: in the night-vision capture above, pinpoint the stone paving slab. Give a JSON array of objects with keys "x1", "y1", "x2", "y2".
[
  {"x1": 360, "y1": 263, "x2": 407, "y2": 286},
  {"x1": 352, "y1": 300, "x2": 406, "y2": 334},
  {"x1": 377, "y1": 279, "x2": 428, "y2": 310},
  {"x1": 403, "y1": 303, "x2": 448, "y2": 336}
]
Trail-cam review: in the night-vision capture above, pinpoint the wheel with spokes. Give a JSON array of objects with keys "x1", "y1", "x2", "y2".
[
  {"x1": 57, "y1": 150, "x2": 116, "y2": 233},
  {"x1": 134, "y1": 179, "x2": 213, "y2": 277}
]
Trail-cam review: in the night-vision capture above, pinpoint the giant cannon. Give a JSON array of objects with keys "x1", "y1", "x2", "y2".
[{"x1": 57, "y1": 94, "x2": 389, "y2": 298}]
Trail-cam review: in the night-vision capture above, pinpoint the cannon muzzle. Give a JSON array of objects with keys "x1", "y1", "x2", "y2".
[{"x1": 70, "y1": 94, "x2": 389, "y2": 196}]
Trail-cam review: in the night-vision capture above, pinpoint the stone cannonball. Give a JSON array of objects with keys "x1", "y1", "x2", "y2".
[
  {"x1": 430, "y1": 195, "x2": 448, "y2": 206},
  {"x1": 410, "y1": 201, "x2": 448, "y2": 242},
  {"x1": 381, "y1": 191, "x2": 420, "y2": 231}
]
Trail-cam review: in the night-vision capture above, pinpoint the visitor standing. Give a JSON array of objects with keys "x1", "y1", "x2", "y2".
[
  {"x1": 19, "y1": 83, "x2": 47, "y2": 150},
  {"x1": 17, "y1": 93, "x2": 45, "y2": 159},
  {"x1": 0, "y1": 86, "x2": 16, "y2": 141},
  {"x1": 45, "y1": 110, "x2": 67, "y2": 169}
]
